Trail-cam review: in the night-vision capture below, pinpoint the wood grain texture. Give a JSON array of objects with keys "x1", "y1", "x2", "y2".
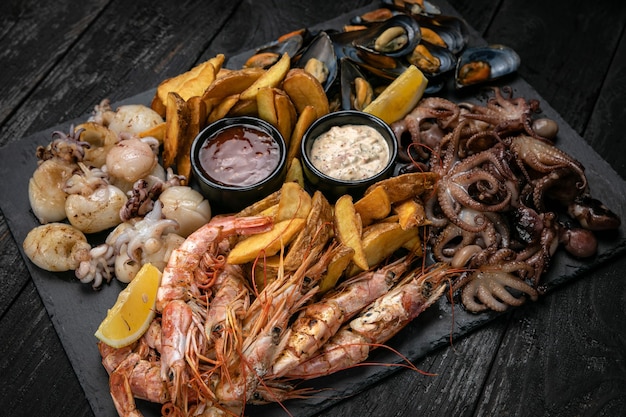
[{"x1": 0, "y1": 0, "x2": 625, "y2": 416}]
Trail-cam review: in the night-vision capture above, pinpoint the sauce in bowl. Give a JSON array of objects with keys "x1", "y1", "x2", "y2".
[
  {"x1": 198, "y1": 125, "x2": 281, "y2": 187},
  {"x1": 309, "y1": 124, "x2": 390, "y2": 181}
]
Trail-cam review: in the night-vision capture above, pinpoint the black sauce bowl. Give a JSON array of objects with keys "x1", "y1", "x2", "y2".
[
  {"x1": 191, "y1": 116, "x2": 287, "y2": 213},
  {"x1": 300, "y1": 110, "x2": 398, "y2": 201}
]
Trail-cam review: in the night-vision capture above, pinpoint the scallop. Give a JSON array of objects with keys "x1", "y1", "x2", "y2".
[{"x1": 23, "y1": 223, "x2": 91, "y2": 272}]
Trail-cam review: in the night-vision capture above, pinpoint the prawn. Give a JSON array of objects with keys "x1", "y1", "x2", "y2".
[
  {"x1": 155, "y1": 215, "x2": 272, "y2": 312},
  {"x1": 284, "y1": 263, "x2": 454, "y2": 379},
  {"x1": 269, "y1": 256, "x2": 412, "y2": 378}
]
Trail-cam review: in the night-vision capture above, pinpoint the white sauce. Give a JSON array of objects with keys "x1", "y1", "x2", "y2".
[{"x1": 309, "y1": 124, "x2": 390, "y2": 181}]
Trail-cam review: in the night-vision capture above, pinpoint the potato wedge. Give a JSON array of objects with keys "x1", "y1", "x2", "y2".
[
  {"x1": 138, "y1": 122, "x2": 166, "y2": 143},
  {"x1": 163, "y1": 92, "x2": 189, "y2": 169},
  {"x1": 285, "y1": 157, "x2": 305, "y2": 188},
  {"x1": 318, "y1": 244, "x2": 355, "y2": 293},
  {"x1": 282, "y1": 68, "x2": 330, "y2": 119},
  {"x1": 402, "y1": 234, "x2": 423, "y2": 257},
  {"x1": 236, "y1": 188, "x2": 282, "y2": 217},
  {"x1": 365, "y1": 172, "x2": 439, "y2": 203},
  {"x1": 287, "y1": 105, "x2": 317, "y2": 163},
  {"x1": 359, "y1": 222, "x2": 420, "y2": 271},
  {"x1": 177, "y1": 96, "x2": 206, "y2": 181},
  {"x1": 227, "y1": 218, "x2": 306, "y2": 264},
  {"x1": 334, "y1": 194, "x2": 368, "y2": 270},
  {"x1": 276, "y1": 182, "x2": 312, "y2": 221},
  {"x1": 227, "y1": 98, "x2": 258, "y2": 117},
  {"x1": 152, "y1": 54, "x2": 224, "y2": 116},
  {"x1": 239, "y1": 52, "x2": 291, "y2": 101},
  {"x1": 207, "y1": 94, "x2": 240, "y2": 123},
  {"x1": 201, "y1": 67, "x2": 265, "y2": 105},
  {"x1": 274, "y1": 90, "x2": 296, "y2": 142},
  {"x1": 394, "y1": 198, "x2": 428, "y2": 229},
  {"x1": 256, "y1": 87, "x2": 278, "y2": 127},
  {"x1": 354, "y1": 185, "x2": 391, "y2": 226}
]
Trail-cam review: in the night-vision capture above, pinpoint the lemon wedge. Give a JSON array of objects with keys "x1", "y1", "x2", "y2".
[
  {"x1": 94, "y1": 263, "x2": 161, "y2": 348},
  {"x1": 363, "y1": 65, "x2": 428, "y2": 125}
]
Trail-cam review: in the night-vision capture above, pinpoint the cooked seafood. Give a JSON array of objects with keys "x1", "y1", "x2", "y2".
[{"x1": 391, "y1": 86, "x2": 621, "y2": 312}]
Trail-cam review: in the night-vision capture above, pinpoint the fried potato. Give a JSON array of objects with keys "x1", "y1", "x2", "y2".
[
  {"x1": 152, "y1": 54, "x2": 224, "y2": 116},
  {"x1": 276, "y1": 182, "x2": 312, "y2": 221},
  {"x1": 282, "y1": 68, "x2": 330, "y2": 119},
  {"x1": 319, "y1": 244, "x2": 355, "y2": 293},
  {"x1": 236, "y1": 188, "x2": 282, "y2": 217},
  {"x1": 176, "y1": 96, "x2": 207, "y2": 181},
  {"x1": 227, "y1": 98, "x2": 258, "y2": 117},
  {"x1": 163, "y1": 92, "x2": 189, "y2": 169},
  {"x1": 274, "y1": 90, "x2": 297, "y2": 142},
  {"x1": 354, "y1": 185, "x2": 391, "y2": 227},
  {"x1": 138, "y1": 122, "x2": 166, "y2": 143},
  {"x1": 365, "y1": 172, "x2": 439, "y2": 203},
  {"x1": 285, "y1": 157, "x2": 304, "y2": 188},
  {"x1": 227, "y1": 218, "x2": 306, "y2": 264},
  {"x1": 239, "y1": 52, "x2": 291, "y2": 101},
  {"x1": 287, "y1": 105, "x2": 317, "y2": 163},
  {"x1": 402, "y1": 234, "x2": 423, "y2": 257},
  {"x1": 201, "y1": 67, "x2": 265, "y2": 106},
  {"x1": 348, "y1": 222, "x2": 420, "y2": 275},
  {"x1": 207, "y1": 94, "x2": 240, "y2": 123},
  {"x1": 256, "y1": 87, "x2": 278, "y2": 127},
  {"x1": 284, "y1": 190, "x2": 333, "y2": 271},
  {"x1": 334, "y1": 194, "x2": 368, "y2": 271},
  {"x1": 394, "y1": 198, "x2": 428, "y2": 229}
]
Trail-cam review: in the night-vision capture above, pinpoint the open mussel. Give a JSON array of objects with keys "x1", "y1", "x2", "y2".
[
  {"x1": 244, "y1": 31, "x2": 306, "y2": 69},
  {"x1": 407, "y1": 40, "x2": 456, "y2": 76},
  {"x1": 340, "y1": 58, "x2": 376, "y2": 111},
  {"x1": 416, "y1": 14, "x2": 469, "y2": 54},
  {"x1": 455, "y1": 44, "x2": 521, "y2": 88},
  {"x1": 332, "y1": 14, "x2": 422, "y2": 59},
  {"x1": 294, "y1": 31, "x2": 338, "y2": 93}
]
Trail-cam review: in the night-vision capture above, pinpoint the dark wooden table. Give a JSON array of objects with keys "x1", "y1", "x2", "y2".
[{"x1": 2, "y1": 0, "x2": 625, "y2": 416}]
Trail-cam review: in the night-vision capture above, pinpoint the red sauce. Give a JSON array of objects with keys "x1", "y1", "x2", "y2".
[{"x1": 198, "y1": 125, "x2": 281, "y2": 187}]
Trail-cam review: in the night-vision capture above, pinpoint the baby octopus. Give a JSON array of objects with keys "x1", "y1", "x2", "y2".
[{"x1": 396, "y1": 87, "x2": 621, "y2": 313}]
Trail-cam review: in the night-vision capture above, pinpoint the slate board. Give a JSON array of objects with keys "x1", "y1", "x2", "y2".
[{"x1": 1, "y1": 2, "x2": 625, "y2": 416}]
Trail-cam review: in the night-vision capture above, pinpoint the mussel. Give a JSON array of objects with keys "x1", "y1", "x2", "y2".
[
  {"x1": 294, "y1": 31, "x2": 338, "y2": 93},
  {"x1": 455, "y1": 44, "x2": 521, "y2": 88},
  {"x1": 332, "y1": 14, "x2": 422, "y2": 59},
  {"x1": 340, "y1": 58, "x2": 375, "y2": 111},
  {"x1": 407, "y1": 41, "x2": 457, "y2": 76},
  {"x1": 244, "y1": 32, "x2": 305, "y2": 69},
  {"x1": 416, "y1": 14, "x2": 469, "y2": 54}
]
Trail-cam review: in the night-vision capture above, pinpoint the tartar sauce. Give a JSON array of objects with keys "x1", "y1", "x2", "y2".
[{"x1": 309, "y1": 124, "x2": 390, "y2": 181}]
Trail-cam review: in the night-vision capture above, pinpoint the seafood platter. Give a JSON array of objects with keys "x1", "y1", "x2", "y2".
[{"x1": 1, "y1": 0, "x2": 626, "y2": 416}]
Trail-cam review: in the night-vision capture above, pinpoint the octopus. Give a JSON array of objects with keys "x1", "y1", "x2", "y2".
[{"x1": 392, "y1": 86, "x2": 621, "y2": 313}]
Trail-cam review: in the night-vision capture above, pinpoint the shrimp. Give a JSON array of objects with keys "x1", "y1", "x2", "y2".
[
  {"x1": 109, "y1": 352, "x2": 169, "y2": 417},
  {"x1": 160, "y1": 299, "x2": 193, "y2": 406},
  {"x1": 269, "y1": 256, "x2": 412, "y2": 378},
  {"x1": 100, "y1": 320, "x2": 168, "y2": 417},
  {"x1": 155, "y1": 215, "x2": 273, "y2": 312},
  {"x1": 284, "y1": 263, "x2": 453, "y2": 379},
  {"x1": 214, "y1": 246, "x2": 329, "y2": 408}
]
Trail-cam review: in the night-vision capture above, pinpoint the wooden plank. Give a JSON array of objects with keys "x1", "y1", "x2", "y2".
[
  {"x1": 0, "y1": 281, "x2": 93, "y2": 416},
  {"x1": 586, "y1": 27, "x2": 626, "y2": 179},
  {"x1": 0, "y1": 0, "x2": 243, "y2": 145},
  {"x1": 0, "y1": 0, "x2": 109, "y2": 127}
]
